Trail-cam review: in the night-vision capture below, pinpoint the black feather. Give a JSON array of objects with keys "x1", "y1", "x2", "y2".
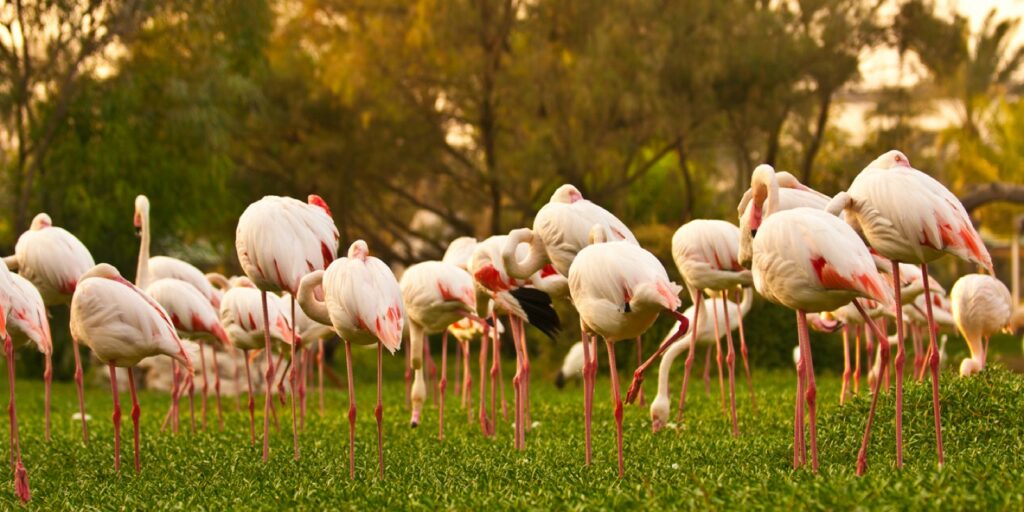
[{"x1": 508, "y1": 287, "x2": 561, "y2": 340}]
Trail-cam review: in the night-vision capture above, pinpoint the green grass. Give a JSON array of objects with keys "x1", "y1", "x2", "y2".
[{"x1": 1, "y1": 362, "x2": 1023, "y2": 510}]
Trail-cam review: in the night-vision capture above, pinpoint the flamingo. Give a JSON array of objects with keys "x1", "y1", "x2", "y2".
[
  {"x1": 133, "y1": 195, "x2": 220, "y2": 306},
  {"x1": 236, "y1": 194, "x2": 339, "y2": 462},
  {"x1": 69, "y1": 263, "x2": 194, "y2": 475},
  {"x1": 904, "y1": 283, "x2": 955, "y2": 379},
  {"x1": 469, "y1": 235, "x2": 561, "y2": 448},
  {"x1": 743, "y1": 164, "x2": 893, "y2": 472},
  {"x1": 827, "y1": 150, "x2": 992, "y2": 472},
  {"x1": 6, "y1": 273, "x2": 52, "y2": 445},
  {"x1": 446, "y1": 303, "x2": 503, "y2": 421},
  {"x1": 439, "y1": 236, "x2": 480, "y2": 410},
  {"x1": 572, "y1": 226, "x2": 688, "y2": 476},
  {"x1": 814, "y1": 299, "x2": 887, "y2": 403},
  {"x1": 555, "y1": 341, "x2": 586, "y2": 389},
  {"x1": 218, "y1": 278, "x2": 294, "y2": 444},
  {"x1": 649, "y1": 290, "x2": 753, "y2": 432},
  {"x1": 501, "y1": 185, "x2": 638, "y2": 456},
  {"x1": 146, "y1": 277, "x2": 233, "y2": 432},
  {"x1": 5, "y1": 212, "x2": 94, "y2": 443},
  {"x1": 950, "y1": 274, "x2": 1012, "y2": 376},
  {"x1": 400, "y1": 260, "x2": 486, "y2": 441},
  {"x1": 659, "y1": 219, "x2": 753, "y2": 436},
  {"x1": 297, "y1": 240, "x2": 403, "y2": 479}
]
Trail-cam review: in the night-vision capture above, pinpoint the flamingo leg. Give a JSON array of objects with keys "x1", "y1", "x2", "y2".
[
  {"x1": 404, "y1": 339, "x2": 412, "y2": 407},
  {"x1": 794, "y1": 337, "x2": 805, "y2": 469},
  {"x1": 709, "y1": 295, "x2": 725, "y2": 414},
  {"x1": 375, "y1": 342, "x2": 385, "y2": 479},
  {"x1": 5, "y1": 333, "x2": 28, "y2": 503},
  {"x1": 604, "y1": 338, "x2": 625, "y2": 478},
  {"x1": 854, "y1": 327, "x2": 862, "y2": 394},
  {"x1": 478, "y1": 324, "x2": 490, "y2": 436},
  {"x1": 199, "y1": 340, "x2": 209, "y2": 431},
  {"x1": 509, "y1": 313, "x2": 522, "y2": 449},
  {"x1": 496, "y1": 321, "x2": 507, "y2": 422},
  {"x1": 172, "y1": 361, "x2": 181, "y2": 434},
  {"x1": 439, "y1": 331, "x2": 449, "y2": 442},
  {"x1": 702, "y1": 344, "x2": 712, "y2": 397},
  {"x1": 521, "y1": 317, "x2": 532, "y2": 432},
  {"x1": 722, "y1": 290, "x2": 739, "y2": 437},
  {"x1": 426, "y1": 336, "x2": 437, "y2": 406},
  {"x1": 921, "y1": 264, "x2": 945, "y2": 467},
  {"x1": 234, "y1": 348, "x2": 243, "y2": 412},
  {"x1": 489, "y1": 310, "x2": 499, "y2": 436},
  {"x1": 797, "y1": 311, "x2": 818, "y2": 472},
  {"x1": 128, "y1": 368, "x2": 141, "y2": 474},
  {"x1": 462, "y1": 341, "x2": 472, "y2": 423},
  {"x1": 43, "y1": 352, "x2": 51, "y2": 442},
  {"x1": 244, "y1": 350, "x2": 256, "y2": 445},
  {"x1": 260, "y1": 291, "x2": 275, "y2": 462},
  {"x1": 677, "y1": 292, "x2": 701, "y2": 423},
  {"x1": 634, "y1": 337, "x2": 645, "y2": 407},
  {"x1": 891, "y1": 260, "x2": 906, "y2": 468},
  {"x1": 734, "y1": 289, "x2": 756, "y2": 413},
  {"x1": 581, "y1": 323, "x2": 593, "y2": 466},
  {"x1": 289, "y1": 298, "x2": 300, "y2": 460},
  {"x1": 911, "y1": 325, "x2": 923, "y2": 380},
  {"x1": 343, "y1": 340, "x2": 356, "y2": 480},
  {"x1": 854, "y1": 299, "x2": 893, "y2": 475},
  {"x1": 299, "y1": 347, "x2": 308, "y2": 431},
  {"x1": 72, "y1": 338, "x2": 89, "y2": 444},
  {"x1": 841, "y1": 325, "x2": 851, "y2": 405},
  {"x1": 453, "y1": 331, "x2": 462, "y2": 405},
  {"x1": 109, "y1": 364, "x2": 122, "y2": 472},
  {"x1": 187, "y1": 361, "x2": 196, "y2": 434},
  {"x1": 210, "y1": 345, "x2": 224, "y2": 431},
  {"x1": 318, "y1": 339, "x2": 325, "y2": 416}
]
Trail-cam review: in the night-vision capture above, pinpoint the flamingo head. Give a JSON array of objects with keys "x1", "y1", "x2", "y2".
[
  {"x1": 81, "y1": 263, "x2": 123, "y2": 281},
  {"x1": 551, "y1": 184, "x2": 583, "y2": 204},
  {"x1": 959, "y1": 357, "x2": 983, "y2": 377},
  {"x1": 133, "y1": 195, "x2": 150, "y2": 235},
  {"x1": 30, "y1": 213, "x2": 52, "y2": 230},
  {"x1": 347, "y1": 240, "x2": 369, "y2": 261},
  {"x1": 630, "y1": 280, "x2": 682, "y2": 314},
  {"x1": 871, "y1": 150, "x2": 912, "y2": 170},
  {"x1": 650, "y1": 394, "x2": 670, "y2": 433},
  {"x1": 307, "y1": 194, "x2": 333, "y2": 217},
  {"x1": 809, "y1": 313, "x2": 841, "y2": 333}
]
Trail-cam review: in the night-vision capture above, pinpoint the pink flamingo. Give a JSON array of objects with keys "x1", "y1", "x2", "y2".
[
  {"x1": 218, "y1": 278, "x2": 294, "y2": 445},
  {"x1": 573, "y1": 227, "x2": 689, "y2": 477},
  {"x1": 69, "y1": 264, "x2": 194, "y2": 475},
  {"x1": 662, "y1": 219, "x2": 752, "y2": 435},
  {"x1": 744, "y1": 164, "x2": 893, "y2": 472},
  {"x1": 146, "y1": 277, "x2": 233, "y2": 431},
  {"x1": 297, "y1": 240, "x2": 403, "y2": 479},
  {"x1": 236, "y1": 194, "x2": 339, "y2": 462},
  {"x1": 6, "y1": 273, "x2": 52, "y2": 447},
  {"x1": 827, "y1": 150, "x2": 992, "y2": 472},
  {"x1": 5, "y1": 212, "x2": 94, "y2": 443},
  {"x1": 400, "y1": 260, "x2": 487, "y2": 441},
  {"x1": 469, "y1": 235, "x2": 561, "y2": 447},
  {"x1": 502, "y1": 184, "x2": 638, "y2": 463},
  {"x1": 950, "y1": 274, "x2": 1012, "y2": 376}
]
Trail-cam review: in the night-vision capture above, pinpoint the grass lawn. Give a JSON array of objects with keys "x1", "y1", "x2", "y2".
[{"x1": 1, "y1": 362, "x2": 1023, "y2": 510}]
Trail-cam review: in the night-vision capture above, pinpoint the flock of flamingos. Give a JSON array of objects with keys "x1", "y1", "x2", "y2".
[{"x1": 0, "y1": 149, "x2": 1014, "y2": 503}]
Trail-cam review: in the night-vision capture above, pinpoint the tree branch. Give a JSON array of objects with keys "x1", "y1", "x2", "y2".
[{"x1": 961, "y1": 182, "x2": 1024, "y2": 213}]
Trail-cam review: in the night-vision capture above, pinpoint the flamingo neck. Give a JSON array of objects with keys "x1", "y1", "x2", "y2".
[{"x1": 136, "y1": 208, "x2": 151, "y2": 289}]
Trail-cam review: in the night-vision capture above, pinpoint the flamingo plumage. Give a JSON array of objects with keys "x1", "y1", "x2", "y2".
[{"x1": 950, "y1": 274, "x2": 1012, "y2": 377}]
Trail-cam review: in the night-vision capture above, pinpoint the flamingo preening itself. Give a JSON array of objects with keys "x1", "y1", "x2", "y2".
[
  {"x1": 236, "y1": 195, "x2": 339, "y2": 462},
  {"x1": 827, "y1": 150, "x2": 992, "y2": 473}
]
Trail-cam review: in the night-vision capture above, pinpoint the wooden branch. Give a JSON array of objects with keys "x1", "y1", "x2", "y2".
[{"x1": 961, "y1": 182, "x2": 1024, "y2": 213}]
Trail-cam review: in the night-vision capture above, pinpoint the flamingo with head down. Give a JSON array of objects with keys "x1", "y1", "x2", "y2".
[{"x1": 950, "y1": 274, "x2": 1012, "y2": 377}]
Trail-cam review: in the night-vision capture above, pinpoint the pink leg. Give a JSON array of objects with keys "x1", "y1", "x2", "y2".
[
  {"x1": 199, "y1": 340, "x2": 209, "y2": 431},
  {"x1": 709, "y1": 295, "x2": 725, "y2": 413},
  {"x1": 676, "y1": 292, "x2": 701, "y2": 422},
  {"x1": 128, "y1": 368, "x2": 141, "y2": 474},
  {"x1": 210, "y1": 345, "x2": 224, "y2": 431},
  {"x1": 521, "y1": 317, "x2": 532, "y2": 432},
  {"x1": 841, "y1": 325, "x2": 851, "y2": 405},
  {"x1": 508, "y1": 314, "x2": 523, "y2": 449},
  {"x1": 462, "y1": 341, "x2": 472, "y2": 423},
  {"x1": 912, "y1": 325, "x2": 924, "y2": 380},
  {"x1": 722, "y1": 291, "x2": 739, "y2": 437},
  {"x1": 171, "y1": 361, "x2": 181, "y2": 434},
  {"x1": 489, "y1": 310, "x2": 499, "y2": 436},
  {"x1": 6, "y1": 334, "x2": 29, "y2": 503},
  {"x1": 439, "y1": 331, "x2": 449, "y2": 441},
  {"x1": 734, "y1": 289, "x2": 756, "y2": 413},
  {"x1": 405, "y1": 340, "x2": 412, "y2": 407},
  {"x1": 496, "y1": 324, "x2": 507, "y2": 422},
  {"x1": 581, "y1": 324, "x2": 593, "y2": 466},
  {"x1": 299, "y1": 348, "x2": 308, "y2": 430},
  {"x1": 854, "y1": 299, "x2": 892, "y2": 475},
  {"x1": 426, "y1": 336, "x2": 437, "y2": 406},
  {"x1": 921, "y1": 264, "x2": 945, "y2": 467},
  {"x1": 109, "y1": 364, "x2": 122, "y2": 472},
  {"x1": 72, "y1": 338, "x2": 89, "y2": 444},
  {"x1": 797, "y1": 311, "x2": 819, "y2": 472},
  {"x1": 604, "y1": 338, "x2": 625, "y2": 478},
  {"x1": 854, "y1": 327, "x2": 862, "y2": 394},
  {"x1": 794, "y1": 338, "x2": 805, "y2": 469},
  {"x1": 375, "y1": 343, "x2": 385, "y2": 479},
  {"x1": 318, "y1": 339, "x2": 325, "y2": 416},
  {"x1": 478, "y1": 327, "x2": 490, "y2": 436},
  {"x1": 43, "y1": 352, "x2": 51, "y2": 442},
  {"x1": 187, "y1": 366, "x2": 196, "y2": 434},
  {"x1": 233, "y1": 348, "x2": 243, "y2": 412},
  {"x1": 625, "y1": 311, "x2": 689, "y2": 404},
  {"x1": 891, "y1": 260, "x2": 905, "y2": 468},
  {"x1": 634, "y1": 337, "x2": 645, "y2": 407},
  {"x1": 702, "y1": 344, "x2": 712, "y2": 396},
  {"x1": 244, "y1": 350, "x2": 256, "y2": 445},
  {"x1": 260, "y1": 291, "x2": 275, "y2": 462},
  {"x1": 453, "y1": 332, "x2": 462, "y2": 403},
  {"x1": 343, "y1": 340, "x2": 356, "y2": 480},
  {"x1": 289, "y1": 297, "x2": 300, "y2": 460}
]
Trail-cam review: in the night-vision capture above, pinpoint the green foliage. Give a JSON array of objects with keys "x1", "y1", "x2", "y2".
[{"x1": 3, "y1": 367, "x2": 1024, "y2": 508}]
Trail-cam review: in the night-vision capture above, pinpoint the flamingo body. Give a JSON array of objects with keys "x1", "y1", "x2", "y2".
[
  {"x1": 10, "y1": 213, "x2": 95, "y2": 305},
  {"x1": 951, "y1": 274, "x2": 1012, "y2": 376}
]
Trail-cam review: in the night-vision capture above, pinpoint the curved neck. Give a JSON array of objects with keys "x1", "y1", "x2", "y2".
[
  {"x1": 657, "y1": 339, "x2": 687, "y2": 401},
  {"x1": 297, "y1": 271, "x2": 331, "y2": 326},
  {"x1": 136, "y1": 209, "x2": 151, "y2": 288},
  {"x1": 503, "y1": 229, "x2": 548, "y2": 280},
  {"x1": 739, "y1": 288, "x2": 754, "y2": 315}
]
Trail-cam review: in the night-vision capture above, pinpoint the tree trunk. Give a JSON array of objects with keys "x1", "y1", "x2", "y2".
[
  {"x1": 675, "y1": 139, "x2": 694, "y2": 223},
  {"x1": 800, "y1": 92, "x2": 832, "y2": 186}
]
